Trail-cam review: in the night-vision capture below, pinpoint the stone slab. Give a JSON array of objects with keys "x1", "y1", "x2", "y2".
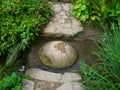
[
  {"x1": 22, "y1": 79, "x2": 35, "y2": 90},
  {"x1": 60, "y1": 72, "x2": 82, "y2": 83},
  {"x1": 56, "y1": 82, "x2": 83, "y2": 90},
  {"x1": 42, "y1": 2, "x2": 83, "y2": 38},
  {"x1": 35, "y1": 81, "x2": 62, "y2": 90},
  {"x1": 26, "y1": 68, "x2": 62, "y2": 82}
]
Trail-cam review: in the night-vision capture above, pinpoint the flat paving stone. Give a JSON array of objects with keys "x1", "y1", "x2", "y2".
[
  {"x1": 60, "y1": 72, "x2": 82, "y2": 83},
  {"x1": 22, "y1": 79, "x2": 35, "y2": 90},
  {"x1": 56, "y1": 82, "x2": 83, "y2": 90},
  {"x1": 35, "y1": 81, "x2": 62, "y2": 90},
  {"x1": 25, "y1": 68, "x2": 83, "y2": 90},
  {"x1": 42, "y1": 2, "x2": 83, "y2": 37},
  {"x1": 26, "y1": 68, "x2": 62, "y2": 82}
]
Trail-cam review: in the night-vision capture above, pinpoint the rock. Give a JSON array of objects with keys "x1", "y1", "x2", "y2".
[
  {"x1": 24, "y1": 69, "x2": 83, "y2": 90},
  {"x1": 62, "y1": 4, "x2": 70, "y2": 11},
  {"x1": 42, "y1": 3, "x2": 83, "y2": 38},
  {"x1": 35, "y1": 81, "x2": 62, "y2": 90},
  {"x1": 54, "y1": 5, "x2": 62, "y2": 13},
  {"x1": 36, "y1": 81, "x2": 46, "y2": 89},
  {"x1": 39, "y1": 41, "x2": 78, "y2": 68},
  {"x1": 60, "y1": 11, "x2": 66, "y2": 16},
  {"x1": 35, "y1": 89, "x2": 42, "y2": 90},
  {"x1": 26, "y1": 68, "x2": 62, "y2": 82},
  {"x1": 22, "y1": 79, "x2": 35, "y2": 90},
  {"x1": 56, "y1": 82, "x2": 83, "y2": 90},
  {"x1": 60, "y1": 72, "x2": 82, "y2": 83}
]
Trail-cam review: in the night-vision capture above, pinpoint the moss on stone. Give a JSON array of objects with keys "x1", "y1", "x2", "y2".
[
  {"x1": 43, "y1": 55, "x2": 52, "y2": 66},
  {"x1": 39, "y1": 47, "x2": 43, "y2": 53}
]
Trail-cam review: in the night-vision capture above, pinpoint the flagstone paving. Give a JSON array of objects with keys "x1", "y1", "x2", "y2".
[
  {"x1": 42, "y1": 2, "x2": 83, "y2": 38},
  {"x1": 23, "y1": 1, "x2": 84, "y2": 90}
]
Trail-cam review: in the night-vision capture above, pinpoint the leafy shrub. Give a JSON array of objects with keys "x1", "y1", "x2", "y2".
[
  {"x1": 80, "y1": 23, "x2": 120, "y2": 90},
  {"x1": 70, "y1": 0, "x2": 77, "y2": 3},
  {"x1": 72, "y1": 0, "x2": 90, "y2": 23},
  {"x1": 72, "y1": 0, "x2": 120, "y2": 27},
  {"x1": 0, "y1": 72, "x2": 22, "y2": 90},
  {"x1": 0, "y1": 0, "x2": 53, "y2": 67},
  {"x1": 0, "y1": 0, "x2": 53, "y2": 56}
]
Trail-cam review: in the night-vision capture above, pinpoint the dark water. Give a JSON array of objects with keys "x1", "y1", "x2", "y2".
[{"x1": 27, "y1": 26, "x2": 103, "y2": 73}]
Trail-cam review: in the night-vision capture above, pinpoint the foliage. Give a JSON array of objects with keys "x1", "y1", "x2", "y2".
[
  {"x1": 0, "y1": 0, "x2": 53, "y2": 68},
  {"x1": 70, "y1": 0, "x2": 77, "y2": 4},
  {"x1": 0, "y1": 0, "x2": 53, "y2": 56},
  {"x1": 72, "y1": 0, "x2": 90, "y2": 23},
  {"x1": 0, "y1": 72, "x2": 22, "y2": 90},
  {"x1": 72, "y1": 0, "x2": 120, "y2": 27},
  {"x1": 80, "y1": 23, "x2": 120, "y2": 90}
]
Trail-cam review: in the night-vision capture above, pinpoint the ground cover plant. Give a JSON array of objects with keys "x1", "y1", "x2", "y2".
[
  {"x1": 72, "y1": 0, "x2": 120, "y2": 27},
  {"x1": 0, "y1": 0, "x2": 53, "y2": 88},
  {"x1": 0, "y1": 0, "x2": 53, "y2": 69},
  {"x1": 0, "y1": 72, "x2": 22, "y2": 90},
  {"x1": 80, "y1": 23, "x2": 120, "y2": 90}
]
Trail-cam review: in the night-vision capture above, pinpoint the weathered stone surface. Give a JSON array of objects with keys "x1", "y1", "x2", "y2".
[
  {"x1": 22, "y1": 79, "x2": 35, "y2": 90},
  {"x1": 56, "y1": 82, "x2": 83, "y2": 90},
  {"x1": 24, "y1": 68, "x2": 83, "y2": 90},
  {"x1": 39, "y1": 41, "x2": 78, "y2": 68},
  {"x1": 42, "y1": 2, "x2": 83, "y2": 37},
  {"x1": 35, "y1": 89, "x2": 42, "y2": 90},
  {"x1": 54, "y1": 5, "x2": 62, "y2": 12},
  {"x1": 26, "y1": 68, "x2": 62, "y2": 82},
  {"x1": 60, "y1": 72, "x2": 82, "y2": 83},
  {"x1": 62, "y1": 4, "x2": 70, "y2": 11},
  {"x1": 35, "y1": 81, "x2": 62, "y2": 90},
  {"x1": 36, "y1": 81, "x2": 46, "y2": 89}
]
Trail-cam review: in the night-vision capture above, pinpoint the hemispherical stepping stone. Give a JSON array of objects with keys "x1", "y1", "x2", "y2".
[{"x1": 39, "y1": 41, "x2": 78, "y2": 68}]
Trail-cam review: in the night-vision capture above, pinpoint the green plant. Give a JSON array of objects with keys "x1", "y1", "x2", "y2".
[
  {"x1": 70, "y1": 0, "x2": 77, "y2": 4},
  {"x1": 72, "y1": 0, "x2": 90, "y2": 23},
  {"x1": 72, "y1": 0, "x2": 120, "y2": 27},
  {"x1": 80, "y1": 23, "x2": 120, "y2": 90},
  {"x1": 0, "y1": 72, "x2": 22, "y2": 90},
  {"x1": 0, "y1": 0, "x2": 53, "y2": 69}
]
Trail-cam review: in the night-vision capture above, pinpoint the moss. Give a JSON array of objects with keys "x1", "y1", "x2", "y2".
[
  {"x1": 43, "y1": 55, "x2": 52, "y2": 65},
  {"x1": 39, "y1": 47, "x2": 43, "y2": 53}
]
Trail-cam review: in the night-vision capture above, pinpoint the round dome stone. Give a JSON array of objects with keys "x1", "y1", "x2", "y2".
[{"x1": 39, "y1": 41, "x2": 78, "y2": 68}]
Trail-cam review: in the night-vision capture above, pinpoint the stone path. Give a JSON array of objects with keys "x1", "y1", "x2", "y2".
[
  {"x1": 23, "y1": 1, "x2": 84, "y2": 90},
  {"x1": 23, "y1": 69, "x2": 83, "y2": 90},
  {"x1": 42, "y1": 2, "x2": 83, "y2": 37}
]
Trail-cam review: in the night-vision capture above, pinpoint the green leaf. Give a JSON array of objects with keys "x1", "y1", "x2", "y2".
[{"x1": 5, "y1": 44, "x2": 21, "y2": 67}]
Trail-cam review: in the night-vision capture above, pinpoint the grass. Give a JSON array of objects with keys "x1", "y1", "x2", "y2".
[{"x1": 80, "y1": 23, "x2": 120, "y2": 90}]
